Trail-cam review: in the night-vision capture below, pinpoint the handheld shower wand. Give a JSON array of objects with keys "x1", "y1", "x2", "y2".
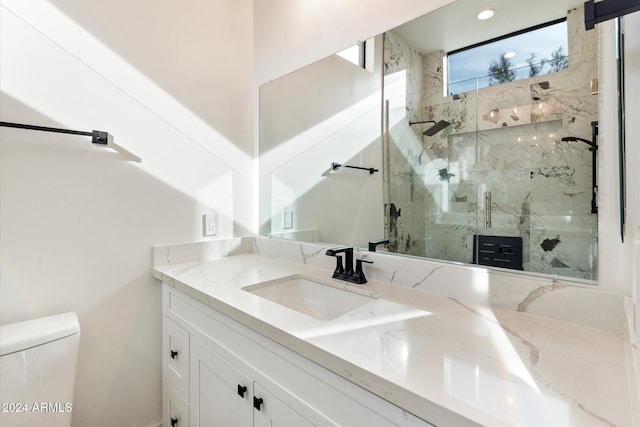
[{"x1": 561, "y1": 121, "x2": 599, "y2": 214}]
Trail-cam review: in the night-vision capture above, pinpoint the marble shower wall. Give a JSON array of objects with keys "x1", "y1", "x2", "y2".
[
  {"x1": 383, "y1": 30, "x2": 427, "y2": 256},
  {"x1": 384, "y1": 7, "x2": 598, "y2": 280}
]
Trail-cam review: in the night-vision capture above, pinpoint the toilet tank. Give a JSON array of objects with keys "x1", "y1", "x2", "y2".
[{"x1": 0, "y1": 312, "x2": 81, "y2": 427}]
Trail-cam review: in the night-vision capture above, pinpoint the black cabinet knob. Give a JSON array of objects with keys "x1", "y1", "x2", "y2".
[
  {"x1": 170, "y1": 417, "x2": 178, "y2": 427},
  {"x1": 253, "y1": 396, "x2": 264, "y2": 411},
  {"x1": 237, "y1": 384, "x2": 247, "y2": 398},
  {"x1": 170, "y1": 350, "x2": 178, "y2": 359}
]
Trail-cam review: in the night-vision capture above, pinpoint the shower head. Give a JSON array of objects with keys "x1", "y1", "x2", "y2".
[
  {"x1": 408, "y1": 119, "x2": 451, "y2": 136},
  {"x1": 422, "y1": 120, "x2": 451, "y2": 136},
  {"x1": 561, "y1": 136, "x2": 597, "y2": 151}
]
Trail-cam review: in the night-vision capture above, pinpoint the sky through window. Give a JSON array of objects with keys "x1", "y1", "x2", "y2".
[{"x1": 447, "y1": 20, "x2": 568, "y2": 94}]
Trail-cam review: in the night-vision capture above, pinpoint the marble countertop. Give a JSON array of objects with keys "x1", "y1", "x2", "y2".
[{"x1": 154, "y1": 252, "x2": 637, "y2": 427}]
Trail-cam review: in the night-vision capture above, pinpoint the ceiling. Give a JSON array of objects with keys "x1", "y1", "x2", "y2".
[{"x1": 394, "y1": 0, "x2": 585, "y2": 54}]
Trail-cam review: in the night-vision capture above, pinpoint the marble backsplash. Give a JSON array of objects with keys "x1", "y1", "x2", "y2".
[
  {"x1": 383, "y1": 7, "x2": 598, "y2": 280},
  {"x1": 152, "y1": 236, "x2": 629, "y2": 335}
]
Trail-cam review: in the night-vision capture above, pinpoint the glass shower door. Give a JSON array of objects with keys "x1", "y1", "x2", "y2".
[
  {"x1": 470, "y1": 122, "x2": 559, "y2": 271},
  {"x1": 384, "y1": 82, "x2": 485, "y2": 264},
  {"x1": 424, "y1": 121, "x2": 479, "y2": 264}
]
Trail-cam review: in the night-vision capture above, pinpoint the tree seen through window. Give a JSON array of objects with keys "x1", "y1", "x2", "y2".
[{"x1": 448, "y1": 20, "x2": 568, "y2": 94}]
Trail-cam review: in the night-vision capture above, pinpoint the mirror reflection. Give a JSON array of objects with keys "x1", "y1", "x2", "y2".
[
  {"x1": 259, "y1": 35, "x2": 385, "y2": 246},
  {"x1": 260, "y1": 0, "x2": 598, "y2": 282}
]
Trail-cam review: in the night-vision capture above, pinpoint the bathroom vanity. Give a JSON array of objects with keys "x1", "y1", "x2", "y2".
[
  {"x1": 154, "y1": 237, "x2": 639, "y2": 427},
  {"x1": 162, "y1": 281, "x2": 434, "y2": 427}
]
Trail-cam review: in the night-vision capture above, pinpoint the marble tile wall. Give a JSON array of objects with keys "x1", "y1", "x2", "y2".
[
  {"x1": 384, "y1": 7, "x2": 598, "y2": 280},
  {"x1": 384, "y1": 30, "x2": 427, "y2": 257}
]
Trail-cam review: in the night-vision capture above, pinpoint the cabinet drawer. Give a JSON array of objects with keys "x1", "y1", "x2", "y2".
[
  {"x1": 163, "y1": 315, "x2": 190, "y2": 400},
  {"x1": 163, "y1": 379, "x2": 190, "y2": 427}
]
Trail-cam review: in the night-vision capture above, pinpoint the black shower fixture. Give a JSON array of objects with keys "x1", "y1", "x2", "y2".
[
  {"x1": 438, "y1": 168, "x2": 455, "y2": 182},
  {"x1": 561, "y1": 121, "x2": 599, "y2": 214},
  {"x1": 560, "y1": 136, "x2": 597, "y2": 151},
  {"x1": 409, "y1": 119, "x2": 451, "y2": 136}
]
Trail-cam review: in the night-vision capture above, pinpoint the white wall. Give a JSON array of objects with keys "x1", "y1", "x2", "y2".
[
  {"x1": 0, "y1": 0, "x2": 252, "y2": 425},
  {"x1": 253, "y1": 0, "x2": 455, "y2": 85},
  {"x1": 597, "y1": 14, "x2": 640, "y2": 300}
]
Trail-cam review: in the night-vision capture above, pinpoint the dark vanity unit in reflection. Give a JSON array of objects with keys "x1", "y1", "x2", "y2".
[{"x1": 473, "y1": 235, "x2": 523, "y2": 270}]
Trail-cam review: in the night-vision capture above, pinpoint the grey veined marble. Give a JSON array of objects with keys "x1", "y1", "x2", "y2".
[{"x1": 384, "y1": 7, "x2": 598, "y2": 280}]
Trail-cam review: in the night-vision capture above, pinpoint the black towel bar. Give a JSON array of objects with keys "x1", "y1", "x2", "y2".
[
  {"x1": 0, "y1": 121, "x2": 110, "y2": 145},
  {"x1": 331, "y1": 162, "x2": 378, "y2": 174}
]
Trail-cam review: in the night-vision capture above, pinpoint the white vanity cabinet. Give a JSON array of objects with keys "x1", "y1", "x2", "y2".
[
  {"x1": 162, "y1": 283, "x2": 434, "y2": 427},
  {"x1": 190, "y1": 337, "x2": 317, "y2": 427}
]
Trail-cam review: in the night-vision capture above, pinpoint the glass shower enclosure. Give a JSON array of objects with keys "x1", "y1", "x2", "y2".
[{"x1": 383, "y1": 30, "x2": 599, "y2": 280}]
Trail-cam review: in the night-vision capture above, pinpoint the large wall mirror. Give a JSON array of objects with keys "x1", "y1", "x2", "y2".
[{"x1": 260, "y1": 0, "x2": 599, "y2": 283}]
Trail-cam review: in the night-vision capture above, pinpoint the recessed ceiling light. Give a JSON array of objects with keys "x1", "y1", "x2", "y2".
[
  {"x1": 477, "y1": 9, "x2": 495, "y2": 20},
  {"x1": 504, "y1": 52, "x2": 517, "y2": 59}
]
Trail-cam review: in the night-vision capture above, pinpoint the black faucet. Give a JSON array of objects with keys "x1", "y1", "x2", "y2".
[
  {"x1": 368, "y1": 239, "x2": 389, "y2": 252},
  {"x1": 325, "y1": 246, "x2": 372, "y2": 284}
]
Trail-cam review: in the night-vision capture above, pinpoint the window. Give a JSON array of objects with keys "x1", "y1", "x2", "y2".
[
  {"x1": 337, "y1": 38, "x2": 375, "y2": 73},
  {"x1": 447, "y1": 20, "x2": 568, "y2": 95}
]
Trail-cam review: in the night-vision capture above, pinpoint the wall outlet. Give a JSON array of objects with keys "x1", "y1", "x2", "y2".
[
  {"x1": 283, "y1": 210, "x2": 293, "y2": 229},
  {"x1": 203, "y1": 213, "x2": 218, "y2": 236}
]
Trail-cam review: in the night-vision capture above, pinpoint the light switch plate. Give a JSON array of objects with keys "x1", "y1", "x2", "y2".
[
  {"x1": 283, "y1": 210, "x2": 293, "y2": 229},
  {"x1": 203, "y1": 214, "x2": 218, "y2": 236}
]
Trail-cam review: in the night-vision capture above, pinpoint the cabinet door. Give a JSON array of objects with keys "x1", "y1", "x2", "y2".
[
  {"x1": 190, "y1": 338, "x2": 253, "y2": 427},
  {"x1": 253, "y1": 382, "x2": 314, "y2": 427},
  {"x1": 163, "y1": 315, "x2": 190, "y2": 400},
  {"x1": 163, "y1": 379, "x2": 190, "y2": 427}
]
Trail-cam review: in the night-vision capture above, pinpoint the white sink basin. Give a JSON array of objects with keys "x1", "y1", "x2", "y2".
[{"x1": 243, "y1": 276, "x2": 375, "y2": 321}]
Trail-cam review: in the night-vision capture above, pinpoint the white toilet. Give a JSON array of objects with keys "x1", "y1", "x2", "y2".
[{"x1": 0, "y1": 312, "x2": 81, "y2": 427}]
